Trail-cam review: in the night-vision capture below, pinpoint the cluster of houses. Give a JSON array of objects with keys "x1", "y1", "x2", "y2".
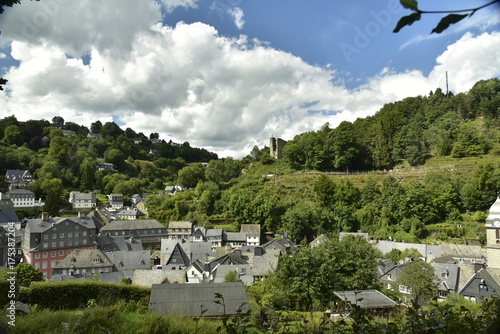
[{"x1": 2, "y1": 168, "x2": 500, "y2": 316}]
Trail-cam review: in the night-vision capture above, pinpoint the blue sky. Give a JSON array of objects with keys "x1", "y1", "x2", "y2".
[{"x1": 0, "y1": 0, "x2": 499, "y2": 157}]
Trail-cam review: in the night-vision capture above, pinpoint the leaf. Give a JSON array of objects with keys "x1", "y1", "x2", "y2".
[
  {"x1": 431, "y1": 14, "x2": 468, "y2": 33},
  {"x1": 393, "y1": 12, "x2": 421, "y2": 33},
  {"x1": 400, "y1": 0, "x2": 419, "y2": 11}
]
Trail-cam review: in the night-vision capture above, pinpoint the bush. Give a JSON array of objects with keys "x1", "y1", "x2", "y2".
[{"x1": 19, "y1": 281, "x2": 151, "y2": 310}]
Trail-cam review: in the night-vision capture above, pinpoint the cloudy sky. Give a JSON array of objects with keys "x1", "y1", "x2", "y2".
[{"x1": 0, "y1": 0, "x2": 499, "y2": 158}]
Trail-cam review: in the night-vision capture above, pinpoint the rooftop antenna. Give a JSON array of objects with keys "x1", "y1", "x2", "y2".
[{"x1": 446, "y1": 71, "x2": 449, "y2": 97}]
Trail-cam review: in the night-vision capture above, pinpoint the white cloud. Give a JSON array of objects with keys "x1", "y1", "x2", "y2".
[
  {"x1": 0, "y1": 53, "x2": 5, "y2": 59},
  {"x1": 228, "y1": 7, "x2": 245, "y2": 30},
  {"x1": 161, "y1": 0, "x2": 200, "y2": 13},
  {"x1": 0, "y1": 0, "x2": 499, "y2": 159}
]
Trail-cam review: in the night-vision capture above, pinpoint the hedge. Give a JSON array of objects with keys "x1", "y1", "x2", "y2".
[{"x1": 18, "y1": 281, "x2": 151, "y2": 310}]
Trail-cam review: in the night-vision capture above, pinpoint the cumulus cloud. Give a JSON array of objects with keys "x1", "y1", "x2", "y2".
[
  {"x1": 0, "y1": 1, "x2": 499, "y2": 158},
  {"x1": 228, "y1": 7, "x2": 245, "y2": 30},
  {"x1": 161, "y1": 0, "x2": 200, "y2": 13}
]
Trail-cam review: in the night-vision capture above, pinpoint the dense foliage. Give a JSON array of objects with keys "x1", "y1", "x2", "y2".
[
  {"x1": 256, "y1": 235, "x2": 382, "y2": 311},
  {"x1": 1, "y1": 78, "x2": 499, "y2": 245},
  {"x1": 282, "y1": 78, "x2": 500, "y2": 170}
]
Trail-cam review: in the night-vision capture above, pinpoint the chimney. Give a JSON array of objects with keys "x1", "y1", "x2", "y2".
[{"x1": 42, "y1": 212, "x2": 49, "y2": 220}]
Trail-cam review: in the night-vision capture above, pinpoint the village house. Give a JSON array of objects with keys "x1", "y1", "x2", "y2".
[
  {"x1": 166, "y1": 221, "x2": 193, "y2": 240},
  {"x1": 108, "y1": 193, "x2": 124, "y2": 211},
  {"x1": 22, "y1": 214, "x2": 98, "y2": 279},
  {"x1": 96, "y1": 161, "x2": 114, "y2": 171},
  {"x1": 240, "y1": 224, "x2": 261, "y2": 246},
  {"x1": 69, "y1": 191, "x2": 97, "y2": 211},
  {"x1": 51, "y1": 248, "x2": 114, "y2": 278},
  {"x1": 4, "y1": 169, "x2": 33, "y2": 190},
  {"x1": 6, "y1": 188, "x2": 39, "y2": 208}
]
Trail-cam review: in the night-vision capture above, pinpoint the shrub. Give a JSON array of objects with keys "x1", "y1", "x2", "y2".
[{"x1": 19, "y1": 281, "x2": 151, "y2": 310}]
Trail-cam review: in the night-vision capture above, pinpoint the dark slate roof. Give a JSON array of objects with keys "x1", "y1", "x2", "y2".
[
  {"x1": 6, "y1": 189, "x2": 35, "y2": 197},
  {"x1": 100, "y1": 219, "x2": 164, "y2": 231},
  {"x1": 54, "y1": 249, "x2": 113, "y2": 270},
  {"x1": 149, "y1": 282, "x2": 249, "y2": 317},
  {"x1": 26, "y1": 216, "x2": 95, "y2": 233},
  {"x1": 0, "y1": 193, "x2": 20, "y2": 224},
  {"x1": 433, "y1": 262, "x2": 460, "y2": 291},
  {"x1": 107, "y1": 250, "x2": 150, "y2": 271},
  {"x1": 334, "y1": 290, "x2": 398, "y2": 309},
  {"x1": 5, "y1": 169, "x2": 32, "y2": 183},
  {"x1": 96, "y1": 235, "x2": 143, "y2": 252}
]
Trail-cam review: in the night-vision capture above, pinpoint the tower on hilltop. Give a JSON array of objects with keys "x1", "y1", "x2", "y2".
[{"x1": 270, "y1": 137, "x2": 287, "y2": 159}]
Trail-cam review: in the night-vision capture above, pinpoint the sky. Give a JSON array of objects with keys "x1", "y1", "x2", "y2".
[{"x1": 0, "y1": 0, "x2": 499, "y2": 158}]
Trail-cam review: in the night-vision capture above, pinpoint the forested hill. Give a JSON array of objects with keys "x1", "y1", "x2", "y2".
[
  {"x1": 282, "y1": 78, "x2": 500, "y2": 171},
  {"x1": 0, "y1": 116, "x2": 217, "y2": 174}
]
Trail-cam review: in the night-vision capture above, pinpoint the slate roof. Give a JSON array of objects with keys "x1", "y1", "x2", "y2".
[
  {"x1": 54, "y1": 249, "x2": 113, "y2": 270},
  {"x1": 100, "y1": 219, "x2": 164, "y2": 231},
  {"x1": 96, "y1": 235, "x2": 143, "y2": 252},
  {"x1": 433, "y1": 262, "x2": 460, "y2": 292},
  {"x1": 225, "y1": 232, "x2": 246, "y2": 242},
  {"x1": 459, "y1": 268, "x2": 500, "y2": 296},
  {"x1": 334, "y1": 290, "x2": 398, "y2": 309},
  {"x1": 107, "y1": 250, "x2": 150, "y2": 271},
  {"x1": 6, "y1": 188, "x2": 35, "y2": 197},
  {"x1": 206, "y1": 228, "x2": 223, "y2": 238},
  {"x1": 240, "y1": 224, "x2": 260, "y2": 236},
  {"x1": 26, "y1": 216, "x2": 96, "y2": 233},
  {"x1": 0, "y1": 193, "x2": 20, "y2": 224},
  {"x1": 5, "y1": 169, "x2": 32, "y2": 183},
  {"x1": 149, "y1": 282, "x2": 249, "y2": 317},
  {"x1": 168, "y1": 221, "x2": 193, "y2": 229}
]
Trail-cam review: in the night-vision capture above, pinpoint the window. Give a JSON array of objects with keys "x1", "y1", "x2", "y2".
[
  {"x1": 43, "y1": 252, "x2": 48, "y2": 258},
  {"x1": 52, "y1": 242, "x2": 56, "y2": 248},
  {"x1": 42, "y1": 261, "x2": 47, "y2": 269},
  {"x1": 496, "y1": 229, "x2": 500, "y2": 239},
  {"x1": 59, "y1": 241, "x2": 64, "y2": 247},
  {"x1": 52, "y1": 233, "x2": 57, "y2": 239},
  {"x1": 68, "y1": 232, "x2": 72, "y2": 237},
  {"x1": 59, "y1": 250, "x2": 64, "y2": 256},
  {"x1": 43, "y1": 242, "x2": 48, "y2": 249},
  {"x1": 43, "y1": 234, "x2": 48, "y2": 240},
  {"x1": 438, "y1": 291, "x2": 447, "y2": 298},
  {"x1": 82, "y1": 231, "x2": 87, "y2": 237},
  {"x1": 60, "y1": 233, "x2": 64, "y2": 238},
  {"x1": 75, "y1": 232, "x2": 79, "y2": 237},
  {"x1": 35, "y1": 253, "x2": 40, "y2": 259},
  {"x1": 479, "y1": 283, "x2": 488, "y2": 292},
  {"x1": 51, "y1": 251, "x2": 56, "y2": 257}
]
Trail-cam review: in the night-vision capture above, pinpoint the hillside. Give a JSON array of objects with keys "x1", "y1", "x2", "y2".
[{"x1": 0, "y1": 78, "x2": 498, "y2": 246}]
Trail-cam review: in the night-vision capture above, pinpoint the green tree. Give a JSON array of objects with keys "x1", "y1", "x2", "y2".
[
  {"x1": 14, "y1": 263, "x2": 44, "y2": 287},
  {"x1": 398, "y1": 260, "x2": 438, "y2": 305},
  {"x1": 223, "y1": 270, "x2": 241, "y2": 283},
  {"x1": 177, "y1": 163, "x2": 205, "y2": 189},
  {"x1": 41, "y1": 178, "x2": 63, "y2": 216},
  {"x1": 266, "y1": 235, "x2": 381, "y2": 311},
  {"x1": 79, "y1": 157, "x2": 96, "y2": 191},
  {"x1": 2, "y1": 124, "x2": 22, "y2": 145}
]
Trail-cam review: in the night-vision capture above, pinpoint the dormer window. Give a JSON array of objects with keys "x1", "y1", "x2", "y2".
[{"x1": 93, "y1": 258, "x2": 101, "y2": 263}]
